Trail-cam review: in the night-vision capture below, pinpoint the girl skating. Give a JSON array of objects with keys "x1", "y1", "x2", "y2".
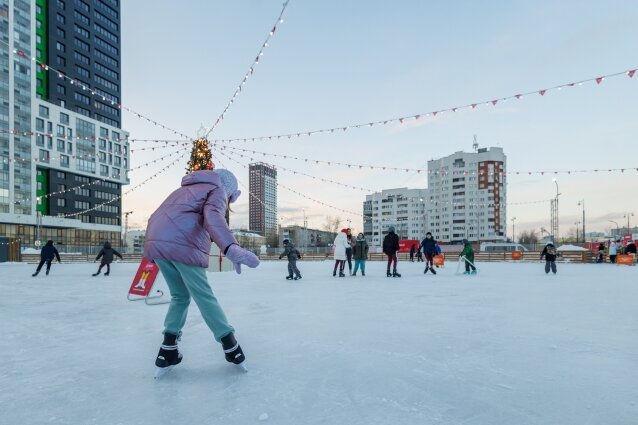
[{"x1": 92, "y1": 241, "x2": 123, "y2": 276}]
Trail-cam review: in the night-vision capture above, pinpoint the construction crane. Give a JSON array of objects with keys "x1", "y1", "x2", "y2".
[{"x1": 123, "y1": 211, "x2": 133, "y2": 252}]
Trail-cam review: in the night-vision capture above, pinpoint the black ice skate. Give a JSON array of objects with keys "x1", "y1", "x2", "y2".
[
  {"x1": 154, "y1": 333, "x2": 183, "y2": 379},
  {"x1": 392, "y1": 270, "x2": 401, "y2": 278},
  {"x1": 387, "y1": 270, "x2": 392, "y2": 277},
  {"x1": 45, "y1": 269, "x2": 50, "y2": 276},
  {"x1": 293, "y1": 276, "x2": 302, "y2": 280},
  {"x1": 429, "y1": 267, "x2": 436, "y2": 275},
  {"x1": 104, "y1": 272, "x2": 109, "y2": 276},
  {"x1": 32, "y1": 272, "x2": 38, "y2": 277},
  {"x1": 339, "y1": 272, "x2": 346, "y2": 277},
  {"x1": 424, "y1": 267, "x2": 429, "y2": 274},
  {"x1": 92, "y1": 272, "x2": 100, "y2": 277},
  {"x1": 221, "y1": 333, "x2": 247, "y2": 372},
  {"x1": 286, "y1": 275, "x2": 293, "y2": 280}
]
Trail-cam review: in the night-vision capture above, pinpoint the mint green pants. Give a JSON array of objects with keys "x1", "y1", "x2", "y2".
[{"x1": 156, "y1": 259, "x2": 234, "y2": 342}]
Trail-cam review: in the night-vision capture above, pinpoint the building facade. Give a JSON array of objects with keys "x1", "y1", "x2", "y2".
[
  {"x1": 279, "y1": 225, "x2": 336, "y2": 249},
  {"x1": 248, "y1": 162, "x2": 277, "y2": 237},
  {"x1": 427, "y1": 147, "x2": 506, "y2": 243},
  {"x1": 364, "y1": 188, "x2": 429, "y2": 248},
  {"x1": 0, "y1": 0, "x2": 129, "y2": 250}
]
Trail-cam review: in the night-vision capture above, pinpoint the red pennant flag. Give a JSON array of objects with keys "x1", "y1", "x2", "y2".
[
  {"x1": 595, "y1": 77, "x2": 603, "y2": 84},
  {"x1": 452, "y1": 108, "x2": 457, "y2": 112},
  {"x1": 628, "y1": 70, "x2": 636, "y2": 78},
  {"x1": 414, "y1": 115, "x2": 420, "y2": 120},
  {"x1": 471, "y1": 104, "x2": 477, "y2": 109},
  {"x1": 515, "y1": 94, "x2": 523, "y2": 99},
  {"x1": 399, "y1": 118, "x2": 404, "y2": 124},
  {"x1": 491, "y1": 100, "x2": 498, "y2": 105},
  {"x1": 432, "y1": 111, "x2": 437, "y2": 117},
  {"x1": 539, "y1": 90, "x2": 546, "y2": 96}
]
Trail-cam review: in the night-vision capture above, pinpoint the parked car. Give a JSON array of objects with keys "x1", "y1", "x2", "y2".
[{"x1": 480, "y1": 243, "x2": 528, "y2": 252}]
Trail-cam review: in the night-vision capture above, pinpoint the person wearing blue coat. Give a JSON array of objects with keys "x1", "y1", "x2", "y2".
[
  {"x1": 420, "y1": 232, "x2": 437, "y2": 274},
  {"x1": 32, "y1": 240, "x2": 61, "y2": 276}
]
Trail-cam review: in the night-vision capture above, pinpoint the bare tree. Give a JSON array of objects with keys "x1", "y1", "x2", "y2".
[
  {"x1": 519, "y1": 229, "x2": 540, "y2": 245},
  {"x1": 323, "y1": 215, "x2": 342, "y2": 235}
]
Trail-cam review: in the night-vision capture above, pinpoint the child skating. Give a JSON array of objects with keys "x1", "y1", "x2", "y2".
[
  {"x1": 420, "y1": 232, "x2": 437, "y2": 274},
  {"x1": 460, "y1": 239, "x2": 477, "y2": 275},
  {"x1": 279, "y1": 238, "x2": 302, "y2": 280},
  {"x1": 144, "y1": 168, "x2": 259, "y2": 378},
  {"x1": 92, "y1": 241, "x2": 123, "y2": 276},
  {"x1": 540, "y1": 242, "x2": 561, "y2": 274},
  {"x1": 382, "y1": 226, "x2": 401, "y2": 277},
  {"x1": 352, "y1": 232, "x2": 369, "y2": 276},
  {"x1": 31, "y1": 240, "x2": 61, "y2": 277}
]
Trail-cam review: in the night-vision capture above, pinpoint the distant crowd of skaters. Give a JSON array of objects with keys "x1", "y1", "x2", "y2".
[
  {"x1": 31, "y1": 240, "x2": 122, "y2": 277},
  {"x1": 278, "y1": 227, "x2": 478, "y2": 279}
]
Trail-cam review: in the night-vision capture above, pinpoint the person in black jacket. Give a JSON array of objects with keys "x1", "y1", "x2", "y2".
[
  {"x1": 625, "y1": 241, "x2": 636, "y2": 255},
  {"x1": 420, "y1": 232, "x2": 437, "y2": 275},
  {"x1": 32, "y1": 240, "x2": 61, "y2": 276},
  {"x1": 540, "y1": 242, "x2": 561, "y2": 274},
  {"x1": 382, "y1": 226, "x2": 401, "y2": 277},
  {"x1": 345, "y1": 229, "x2": 354, "y2": 275},
  {"x1": 409, "y1": 244, "x2": 415, "y2": 262},
  {"x1": 92, "y1": 241, "x2": 123, "y2": 276},
  {"x1": 279, "y1": 239, "x2": 302, "y2": 280}
]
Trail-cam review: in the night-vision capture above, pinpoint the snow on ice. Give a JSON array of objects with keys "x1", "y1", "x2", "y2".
[{"x1": 2, "y1": 260, "x2": 637, "y2": 424}]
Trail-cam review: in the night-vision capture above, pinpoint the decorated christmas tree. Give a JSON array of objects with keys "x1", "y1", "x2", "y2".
[{"x1": 186, "y1": 138, "x2": 214, "y2": 172}]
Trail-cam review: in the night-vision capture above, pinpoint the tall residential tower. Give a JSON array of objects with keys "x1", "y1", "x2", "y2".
[{"x1": 248, "y1": 162, "x2": 277, "y2": 237}]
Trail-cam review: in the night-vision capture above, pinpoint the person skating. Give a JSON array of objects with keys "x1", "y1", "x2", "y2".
[
  {"x1": 92, "y1": 241, "x2": 123, "y2": 276},
  {"x1": 460, "y1": 239, "x2": 477, "y2": 275},
  {"x1": 279, "y1": 238, "x2": 302, "y2": 280},
  {"x1": 609, "y1": 241, "x2": 618, "y2": 264},
  {"x1": 382, "y1": 226, "x2": 401, "y2": 277},
  {"x1": 345, "y1": 229, "x2": 354, "y2": 275},
  {"x1": 32, "y1": 240, "x2": 61, "y2": 276},
  {"x1": 409, "y1": 244, "x2": 415, "y2": 262},
  {"x1": 420, "y1": 232, "x2": 437, "y2": 274},
  {"x1": 352, "y1": 232, "x2": 369, "y2": 276},
  {"x1": 626, "y1": 240, "x2": 636, "y2": 255},
  {"x1": 416, "y1": 247, "x2": 423, "y2": 262},
  {"x1": 597, "y1": 243, "x2": 606, "y2": 263},
  {"x1": 144, "y1": 168, "x2": 259, "y2": 378},
  {"x1": 333, "y1": 229, "x2": 349, "y2": 277},
  {"x1": 540, "y1": 241, "x2": 561, "y2": 274}
]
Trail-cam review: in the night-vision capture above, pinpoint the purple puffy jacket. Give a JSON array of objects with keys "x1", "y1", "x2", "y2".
[{"x1": 144, "y1": 171, "x2": 238, "y2": 268}]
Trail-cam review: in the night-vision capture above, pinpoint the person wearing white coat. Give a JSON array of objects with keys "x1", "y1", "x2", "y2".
[
  {"x1": 609, "y1": 241, "x2": 618, "y2": 264},
  {"x1": 332, "y1": 229, "x2": 349, "y2": 277}
]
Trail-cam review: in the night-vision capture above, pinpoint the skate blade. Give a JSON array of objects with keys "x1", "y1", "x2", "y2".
[
  {"x1": 236, "y1": 363, "x2": 248, "y2": 373},
  {"x1": 154, "y1": 365, "x2": 175, "y2": 379}
]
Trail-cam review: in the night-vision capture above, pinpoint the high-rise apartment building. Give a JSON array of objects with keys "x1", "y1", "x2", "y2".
[
  {"x1": 248, "y1": 162, "x2": 277, "y2": 237},
  {"x1": 427, "y1": 147, "x2": 506, "y2": 243},
  {"x1": 0, "y1": 0, "x2": 129, "y2": 250},
  {"x1": 364, "y1": 188, "x2": 429, "y2": 248}
]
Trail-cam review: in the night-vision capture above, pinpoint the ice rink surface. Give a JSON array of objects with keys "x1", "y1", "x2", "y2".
[{"x1": 2, "y1": 259, "x2": 637, "y2": 425}]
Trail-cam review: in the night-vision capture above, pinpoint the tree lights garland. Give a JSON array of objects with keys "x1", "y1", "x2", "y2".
[
  {"x1": 218, "y1": 144, "x2": 638, "y2": 176},
  {"x1": 3, "y1": 39, "x2": 193, "y2": 141},
  {"x1": 186, "y1": 138, "x2": 214, "y2": 172},
  {"x1": 62, "y1": 152, "x2": 188, "y2": 218},
  {"x1": 208, "y1": 68, "x2": 637, "y2": 144},
  {"x1": 204, "y1": 0, "x2": 291, "y2": 138}
]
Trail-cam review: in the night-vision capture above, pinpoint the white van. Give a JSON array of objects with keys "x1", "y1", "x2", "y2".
[{"x1": 480, "y1": 242, "x2": 528, "y2": 252}]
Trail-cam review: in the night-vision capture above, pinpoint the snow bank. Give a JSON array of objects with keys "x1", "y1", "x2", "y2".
[{"x1": 557, "y1": 244, "x2": 588, "y2": 251}]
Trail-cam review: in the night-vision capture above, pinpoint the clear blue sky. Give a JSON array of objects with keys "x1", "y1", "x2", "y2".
[{"x1": 121, "y1": 1, "x2": 638, "y2": 237}]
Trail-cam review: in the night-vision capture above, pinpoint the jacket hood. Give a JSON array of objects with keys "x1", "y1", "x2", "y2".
[
  {"x1": 46, "y1": 240, "x2": 54, "y2": 246},
  {"x1": 103, "y1": 241, "x2": 111, "y2": 249},
  {"x1": 181, "y1": 170, "x2": 222, "y2": 188}
]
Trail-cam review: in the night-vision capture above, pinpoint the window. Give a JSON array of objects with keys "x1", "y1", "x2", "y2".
[
  {"x1": 56, "y1": 55, "x2": 66, "y2": 66},
  {"x1": 56, "y1": 27, "x2": 66, "y2": 38},
  {"x1": 74, "y1": 24, "x2": 90, "y2": 38},
  {"x1": 94, "y1": 62, "x2": 118, "y2": 80},
  {"x1": 75, "y1": 187, "x2": 90, "y2": 197},
  {"x1": 74, "y1": 92, "x2": 91, "y2": 105},
  {"x1": 57, "y1": 139, "x2": 65, "y2": 151},
  {"x1": 94, "y1": 36, "x2": 118, "y2": 56},
  {"x1": 76, "y1": 106, "x2": 91, "y2": 117},
  {"x1": 95, "y1": 0, "x2": 119, "y2": 19},
  {"x1": 94, "y1": 75, "x2": 118, "y2": 92},
  {"x1": 99, "y1": 139, "x2": 107, "y2": 150},
  {"x1": 100, "y1": 165, "x2": 108, "y2": 176},
  {"x1": 75, "y1": 11, "x2": 90, "y2": 25},
  {"x1": 57, "y1": 125, "x2": 65, "y2": 137},
  {"x1": 60, "y1": 113, "x2": 69, "y2": 125},
  {"x1": 39, "y1": 149, "x2": 50, "y2": 162},
  {"x1": 57, "y1": 84, "x2": 66, "y2": 95},
  {"x1": 76, "y1": 66, "x2": 90, "y2": 79},
  {"x1": 112, "y1": 131, "x2": 120, "y2": 141},
  {"x1": 98, "y1": 152, "x2": 106, "y2": 162},
  {"x1": 94, "y1": 49, "x2": 118, "y2": 68},
  {"x1": 58, "y1": 184, "x2": 67, "y2": 192},
  {"x1": 94, "y1": 23, "x2": 118, "y2": 44},
  {"x1": 74, "y1": 51, "x2": 90, "y2": 65},
  {"x1": 67, "y1": 142, "x2": 73, "y2": 153},
  {"x1": 60, "y1": 155, "x2": 69, "y2": 167},
  {"x1": 57, "y1": 13, "x2": 65, "y2": 24},
  {"x1": 39, "y1": 105, "x2": 49, "y2": 118},
  {"x1": 67, "y1": 128, "x2": 73, "y2": 138},
  {"x1": 75, "y1": 0, "x2": 89, "y2": 13},
  {"x1": 57, "y1": 0, "x2": 66, "y2": 9},
  {"x1": 94, "y1": 10, "x2": 118, "y2": 32},
  {"x1": 36, "y1": 34, "x2": 42, "y2": 43},
  {"x1": 74, "y1": 37, "x2": 90, "y2": 52},
  {"x1": 74, "y1": 201, "x2": 91, "y2": 210},
  {"x1": 57, "y1": 198, "x2": 66, "y2": 207},
  {"x1": 75, "y1": 175, "x2": 90, "y2": 183},
  {"x1": 57, "y1": 172, "x2": 66, "y2": 179},
  {"x1": 100, "y1": 127, "x2": 108, "y2": 137},
  {"x1": 36, "y1": 134, "x2": 45, "y2": 147},
  {"x1": 36, "y1": 118, "x2": 45, "y2": 131},
  {"x1": 36, "y1": 4, "x2": 42, "y2": 14}
]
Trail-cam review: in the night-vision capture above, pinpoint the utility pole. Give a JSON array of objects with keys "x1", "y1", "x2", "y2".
[
  {"x1": 123, "y1": 211, "x2": 133, "y2": 253},
  {"x1": 578, "y1": 200, "x2": 585, "y2": 243},
  {"x1": 511, "y1": 217, "x2": 516, "y2": 243},
  {"x1": 551, "y1": 179, "x2": 560, "y2": 243}
]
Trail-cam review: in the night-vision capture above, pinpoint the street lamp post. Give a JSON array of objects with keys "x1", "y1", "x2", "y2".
[
  {"x1": 578, "y1": 200, "x2": 585, "y2": 243},
  {"x1": 609, "y1": 220, "x2": 619, "y2": 238},
  {"x1": 623, "y1": 212, "x2": 634, "y2": 236},
  {"x1": 302, "y1": 208, "x2": 307, "y2": 250},
  {"x1": 511, "y1": 217, "x2": 516, "y2": 243},
  {"x1": 551, "y1": 178, "x2": 560, "y2": 242},
  {"x1": 574, "y1": 221, "x2": 581, "y2": 243}
]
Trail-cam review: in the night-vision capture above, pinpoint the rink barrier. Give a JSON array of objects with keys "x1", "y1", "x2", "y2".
[{"x1": 21, "y1": 253, "x2": 144, "y2": 264}]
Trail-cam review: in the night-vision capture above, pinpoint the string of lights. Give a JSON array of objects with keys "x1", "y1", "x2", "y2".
[
  {"x1": 217, "y1": 144, "x2": 638, "y2": 176},
  {"x1": 1, "y1": 128, "x2": 130, "y2": 143},
  {"x1": 3, "y1": 38, "x2": 193, "y2": 140},
  {"x1": 128, "y1": 146, "x2": 189, "y2": 172},
  {"x1": 0, "y1": 238, "x2": 21, "y2": 246},
  {"x1": 204, "y1": 0, "x2": 291, "y2": 138},
  {"x1": 217, "y1": 149, "x2": 370, "y2": 219},
  {"x1": 206, "y1": 67, "x2": 637, "y2": 143},
  {"x1": 62, "y1": 152, "x2": 188, "y2": 218}
]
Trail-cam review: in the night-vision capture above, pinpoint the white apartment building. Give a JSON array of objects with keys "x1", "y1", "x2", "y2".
[
  {"x1": 427, "y1": 147, "x2": 507, "y2": 243},
  {"x1": 363, "y1": 188, "x2": 429, "y2": 248}
]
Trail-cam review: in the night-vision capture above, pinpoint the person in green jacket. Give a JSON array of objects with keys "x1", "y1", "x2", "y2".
[
  {"x1": 460, "y1": 239, "x2": 477, "y2": 275},
  {"x1": 352, "y1": 232, "x2": 369, "y2": 276}
]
